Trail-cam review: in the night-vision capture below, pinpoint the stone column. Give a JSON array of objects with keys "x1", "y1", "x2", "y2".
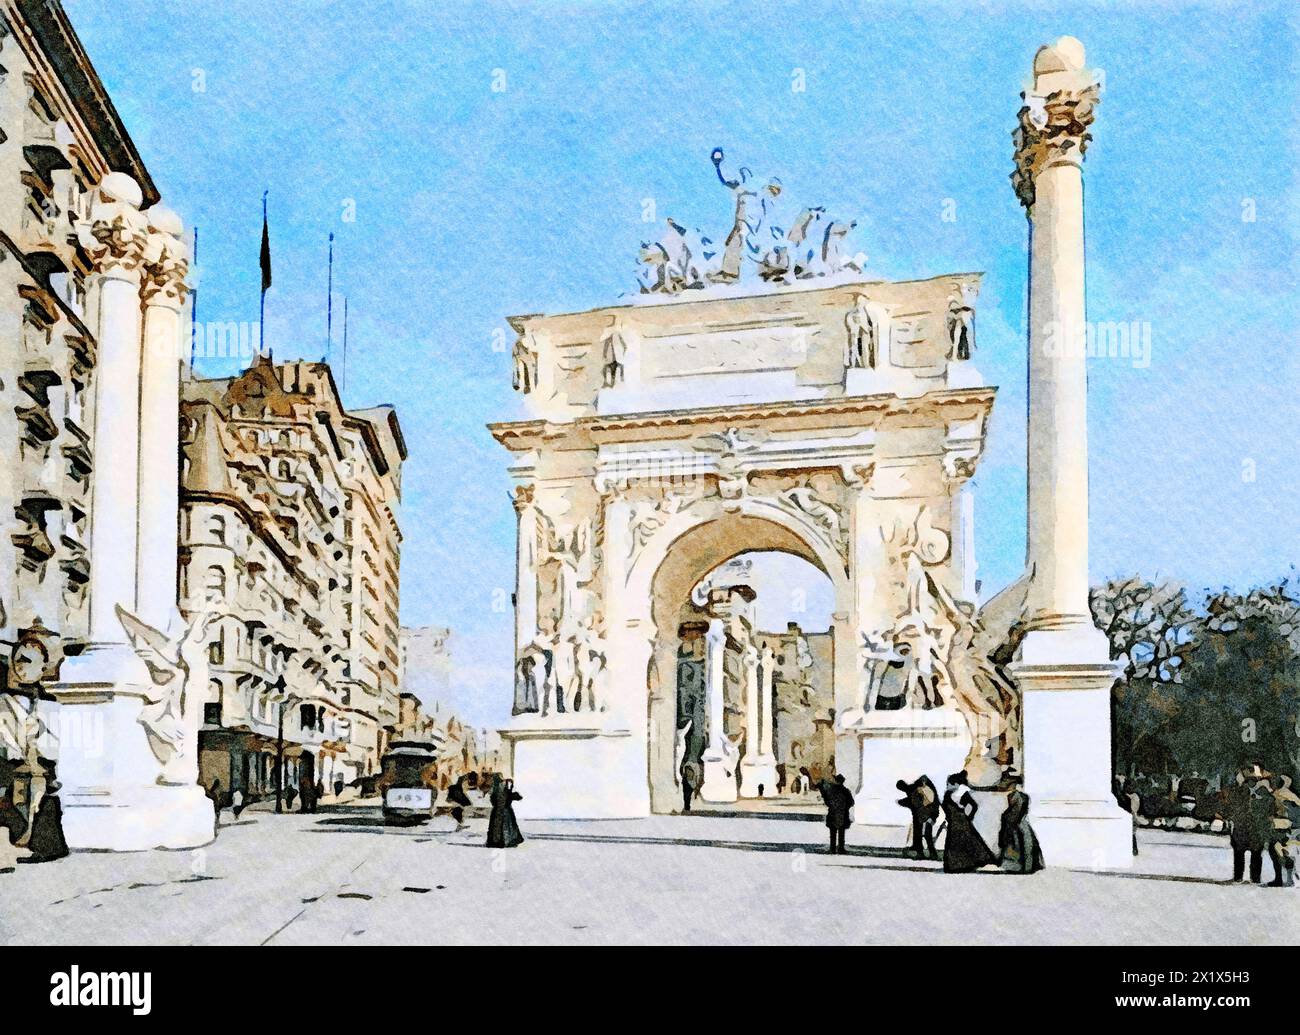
[
  {"x1": 81, "y1": 173, "x2": 149, "y2": 643},
  {"x1": 1014, "y1": 39, "x2": 1099, "y2": 638},
  {"x1": 137, "y1": 205, "x2": 189, "y2": 630},
  {"x1": 1009, "y1": 37, "x2": 1130, "y2": 869},
  {"x1": 511, "y1": 485, "x2": 538, "y2": 713},
  {"x1": 44, "y1": 176, "x2": 214, "y2": 851},
  {"x1": 758, "y1": 644, "x2": 776, "y2": 758},
  {"x1": 944, "y1": 456, "x2": 978, "y2": 602},
  {"x1": 699, "y1": 617, "x2": 735, "y2": 802},
  {"x1": 739, "y1": 645, "x2": 776, "y2": 796}
]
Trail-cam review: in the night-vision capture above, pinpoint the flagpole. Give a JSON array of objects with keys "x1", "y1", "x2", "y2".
[
  {"x1": 189, "y1": 226, "x2": 198, "y2": 373},
  {"x1": 326, "y1": 232, "x2": 334, "y2": 364}
]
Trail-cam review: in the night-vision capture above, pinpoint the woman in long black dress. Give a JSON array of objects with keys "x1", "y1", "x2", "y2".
[
  {"x1": 998, "y1": 786, "x2": 1044, "y2": 873},
  {"x1": 486, "y1": 775, "x2": 524, "y2": 849},
  {"x1": 941, "y1": 771, "x2": 995, "y2": 873}
]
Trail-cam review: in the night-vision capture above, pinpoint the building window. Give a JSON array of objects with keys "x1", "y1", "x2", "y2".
[
  {"x1": 203, "y1": 702, "x2": 221, "y2": 725},
  {"x1": 208, "y1": 515, "x2": 226, "y2": 543}
]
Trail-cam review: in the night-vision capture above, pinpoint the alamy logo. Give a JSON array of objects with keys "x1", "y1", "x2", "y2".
[{"x1": 49, "y1": 967, "x2": 152, "y2": 1015}]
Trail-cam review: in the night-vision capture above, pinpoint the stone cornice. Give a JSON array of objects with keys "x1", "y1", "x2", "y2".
[
  {"x1": 488, "y1": 386, "x2": 996, "y2": 451},
  {"x1": 6, "y1": 0, "x2": 160, "y2": 204},
  {"x1": 507, "y1": 271, "x2": 986, "y2": 339}
]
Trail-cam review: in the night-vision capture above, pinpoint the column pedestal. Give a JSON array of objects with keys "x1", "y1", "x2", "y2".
[
  {"x1": 44, "y1": 645, "x2": 215, "y2": 851},
  {"x1": 1010, "y1": 627, "x2": 1131, "y2": 870},
  {"x1": 738, "y1": 758, "x2": 779, "y2": 799},
  {"x1": 700, "y1": 754, "x2": 738, "y2": 802}
]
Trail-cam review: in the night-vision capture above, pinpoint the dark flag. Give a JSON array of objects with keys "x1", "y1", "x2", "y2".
[
  {"x1": 258, "y1": 192, "x2": 271, "y2": 354},
  {"x1": 259, "y1": 192, "x2": 272, "y2": 295}
]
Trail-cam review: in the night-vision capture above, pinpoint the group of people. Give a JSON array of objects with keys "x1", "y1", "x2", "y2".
[
  {"x1": 204, "y1": 769, "x2": 527, "y2": 851},
  {"x1": 1225, "y1": 764, "x2": 1297, "y2": 887},
  {"x1": 816, "y1": 769, "x2": 1044, "y2": 874},
  {"x1": 207, "y1": 776, "x2": 330, "y2": 828}
]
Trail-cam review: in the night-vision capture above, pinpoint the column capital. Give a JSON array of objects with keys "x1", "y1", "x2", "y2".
[
  {"x1": 78, "y1": 211, "x2": 150, "y2": 279},
  {"x1": 141, "y1": 205, "x2": 190, "y2": 309},
  {"x1": 941, "y1": 451, "x2": 978, "y2": 487},
  {"x1": 1011, "y1": 38, "x2": 1100, "y2": 210},
  {"x1": 76, "y1": 173, "x2": 150, "y2": 279},
  {"x1": 511, "y1": 482, "x2": 536, "y2": 513},
  {"x1": 840, "y1": 460, "x2": 876, "y2": 492},
  {"x1": 140, "y1": 245, "x2": 190, "y2": 308}
]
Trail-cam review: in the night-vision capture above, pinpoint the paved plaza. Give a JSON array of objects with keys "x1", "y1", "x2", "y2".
[{"x1": 1, "y1": 803, "x2": 1293, "y2": 946}]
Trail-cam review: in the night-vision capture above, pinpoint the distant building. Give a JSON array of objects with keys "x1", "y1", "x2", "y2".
[
  {"x1": 180, "y1": 356, "x2": 405, "y2": 801},
  {"x1": 399, "y1": 625, "x2": 452, "y2": 702}
]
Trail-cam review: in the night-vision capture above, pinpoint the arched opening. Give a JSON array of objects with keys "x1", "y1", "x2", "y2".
[
  {"x1": 670, "y1": 552, "x2": 838, "y2": 810},
  {"x1": 637, "y1": 508, "x2": 852, "y2": 813}
]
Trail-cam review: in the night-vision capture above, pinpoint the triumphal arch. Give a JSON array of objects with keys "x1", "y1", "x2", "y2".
[
  {"x1": 491, "y1": 149, "x2": 1011, "y2": 823},
  {"x1": 494, "y1": 40, "x2": 1135, "y2": 870}
]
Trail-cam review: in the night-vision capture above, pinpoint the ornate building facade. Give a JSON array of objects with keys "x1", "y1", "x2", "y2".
[
  {"x1": 0, "y1": 0, "x2": 212, "y2": 850},
  {"x1": 180, "y1": 357, "x2": 405, "y2": 802},
  {"x1": 0, "y1": 0, "x2": 165, "y2": 696}
]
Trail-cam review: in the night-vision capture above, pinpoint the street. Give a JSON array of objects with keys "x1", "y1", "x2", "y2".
[{"x1": 1, "y1": 803, "x2": 1293, "y2": 945}]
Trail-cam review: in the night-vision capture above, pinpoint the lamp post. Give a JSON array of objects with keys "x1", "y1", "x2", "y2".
[{"x1": 271, "y1": 676, "x2": 292, "y2": 814}]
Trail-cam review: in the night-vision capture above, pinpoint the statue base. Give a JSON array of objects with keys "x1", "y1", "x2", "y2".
[
  {"x1": 836, "y1": 705, "x2": 972, "y2": 829},
  {"x1": 700, "y1": 749, "x2": 738, "y2": 803},
  {"x1": 739, "y1": 755, "x2": 779, "y2": 798},
  {"x1": 844, "y1": 367, "x2": 892, "y2": 397},
  {"x1": 502, "y1": 722, "x2": 648, "y2": 819},
  {"x1": 43, "y1": 644, "x2": 215, "y2": 851}
]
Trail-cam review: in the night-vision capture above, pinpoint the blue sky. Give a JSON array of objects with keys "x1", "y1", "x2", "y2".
[{"x1": 66, "y1": 1, "x2": 1298, "y2": 726}]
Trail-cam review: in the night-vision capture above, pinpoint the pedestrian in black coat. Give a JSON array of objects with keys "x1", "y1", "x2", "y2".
[
  {"x1": 940, "y1": 771, "x2": 996, "y2": 873},
  {"x1": 20, "y1": 783, "x2": 69, "y2": 863},
  {"x1": 1228, "y1": 766, "x2": 1273, "y2": 884},
  {"x1": 208, "y1": 779, "x2": 224, "y2": 829},
  {"x1": 819, "y1": 774, "x2": 854, "y2": 854},
  {"x1": 681, "y1": 761, "x2": 701, "y2": 814},
  {"x1": 997, "y1": 786, "x2": 1044, "y2": 873},
  {"x1": 486, "y1": 775, "x2": 524, "y2": 848}
]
